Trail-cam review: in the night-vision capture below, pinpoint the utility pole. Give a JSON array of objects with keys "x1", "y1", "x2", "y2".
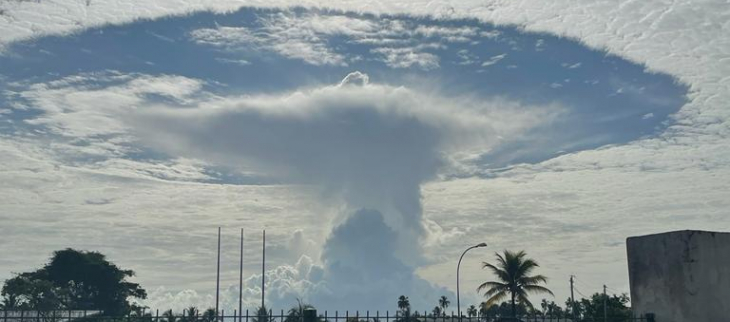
[
  {"x1": 570, "y1": 276, "x2": 577, "y2": 322},
  {"x1": 239, "y1": 229, "x2": 244, "y2": 322},
  {"x1": 216, "y1": 227, "x2": 221, "y2": 319},
  {"x1": 261, "y1": 229, "x2": 266, "y2": 310},
  {"x1": 603, "y1": 284, "x2": 608, "y2": 322}
]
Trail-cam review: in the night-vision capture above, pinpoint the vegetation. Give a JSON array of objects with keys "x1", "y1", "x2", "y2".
[
  {"x1": 0, "y1": 248, "x2": 146, "y2": 315},
  {"x1": 568, "y1": 293, "x2": 632, "y2": 322},
  {"x1": 431, "y1": 306, "x2": 442, "y2": 317},
  {"x1": 438, "y1": 296, "x2": 450, "y2": 316},
  {"x1": 477, "y1": 250, "x2": 553, "y2": 320},
  {"x1": 0, "y1": 248, "x2": 631, "y2": 322},
  {"x1": 466, "y1": 305, "x2": 477, "y2": 318},
  {"x1": 285, "y1": 299, "x2": 320, "y2": 322},
  {"x1": 397, "y1": 295, "x2": 411, "y2": 317},
  {"x1": 252, "y1": 305, "x2": 273, "y2": 322}
]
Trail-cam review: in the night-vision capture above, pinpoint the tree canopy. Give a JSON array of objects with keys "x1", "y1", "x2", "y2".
[
  {"x1": 566, "y1": 293, "x2": 632, "y2": 322},
  {"x1": 0, "y1": 248, "x2": 146, "y2": 314},
  {"x1": 477, "y1": 250, "x2": 553, "y2": 319}
]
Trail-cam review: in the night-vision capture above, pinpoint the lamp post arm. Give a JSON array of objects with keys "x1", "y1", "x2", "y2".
[{"x1": 457, "y1": 245, "x2": 478, "y2": 320}]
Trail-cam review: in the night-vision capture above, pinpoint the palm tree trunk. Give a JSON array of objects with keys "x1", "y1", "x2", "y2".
[{"x1": 511, "y1": 292, "x2": 516, "y2": 320}]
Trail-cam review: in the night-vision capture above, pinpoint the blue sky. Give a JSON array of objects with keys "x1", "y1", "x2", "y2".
[{"x1": 1, "y1": 0, "x2": 728, "y2": 315}]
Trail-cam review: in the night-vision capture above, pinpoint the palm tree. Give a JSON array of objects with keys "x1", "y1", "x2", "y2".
[
  {"x1": 467, "y1": 305, "x2": 477, "y2": 318},
  {"x1": 431, "y1": 306, "x2": 442, "y2": 317},
  {"x1": 183, "y1": 307, "x2": 198, "y2": 322},
  {"x1": 478, "y1": 303, "x2": 488, "y2": 322},
  {"x1": 397, "y1": 295, "x2": 411, "y2": 317},
  {"x1": 201, "y1": 308, "x2": 216, "y2": 322},
  {"x1": 438, "y1": 296, "x2": 450, "y2": 316},
  {"x1": 285, "y1": 299, "x2": 316, "y2": 322},
  {"x1": 252, "y1": 306, "x2": 272, "y2": 322},
  {"x1": 477, "y1": 250, "x2": 553, "y2": 320}
]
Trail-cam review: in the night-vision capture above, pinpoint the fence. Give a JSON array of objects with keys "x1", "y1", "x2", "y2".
[
  {"x1": 0, "y1": 310, "x2": 655, "y2": 322},
  {"x1": 2, "y1": 311, "x2": 103, "y2": 322}
]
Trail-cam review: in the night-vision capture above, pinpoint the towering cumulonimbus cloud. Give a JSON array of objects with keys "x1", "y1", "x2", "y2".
[{"x1": 130, "y1": 71, "x2": 556, "y2": 309}]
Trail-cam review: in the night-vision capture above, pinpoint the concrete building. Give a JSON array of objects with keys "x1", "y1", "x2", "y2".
[{"x1": 627, "y1": 230, "x2": 730, "y2": 322}]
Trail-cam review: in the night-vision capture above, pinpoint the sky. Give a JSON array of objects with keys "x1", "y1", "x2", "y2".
[{"x1": 0, "y1": 0, "x2": 729, "y2": 315}]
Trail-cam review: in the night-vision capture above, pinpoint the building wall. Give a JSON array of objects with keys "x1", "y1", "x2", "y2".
[{"x1": 626, "y1": 230, "x2": 730, "y2": 322}]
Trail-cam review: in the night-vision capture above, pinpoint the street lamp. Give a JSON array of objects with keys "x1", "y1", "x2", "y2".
[{"x1": 457, "y1": 242, "x2": 488, "y2": 322}]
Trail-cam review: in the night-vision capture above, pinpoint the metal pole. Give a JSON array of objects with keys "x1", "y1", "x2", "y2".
[
  {"x1": 603, "y1": 285, "x2": 608, "y2": 322},
  {"x1": 239, "y1": 229, "x2": 244, "y2": 322},
  {"x1": 570, "y1": 276, "x2": 577, "y2": 322},
  {"x1": 457, "y1": 243, "x2": 487, "y2": 322},
  {"x1": 261, "y1": 230, "x2": 266, "y2": 310},
  {"x1": 216, "y1": 227, "x2": 221, "y2": 318}
]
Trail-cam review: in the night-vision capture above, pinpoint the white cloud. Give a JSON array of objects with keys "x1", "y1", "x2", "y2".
[
  {"x1": 188, "y1": 12, "x2": 486, "y2": 70},
  {"x1": 191, "y1": 24, "x2": 347, "y2": 66},
  {"x1": 215, "y1": 58, "x2": 252, "y2": 66},
  {"x1": 481, "y1": 53, "x2": 506, "y2": 67},
  {"x1": 1, "y1": 0, "x2": 729, "y2": 311},
  {"x1": 370, "y1": 47, "x2": 440, "y2": 69}
]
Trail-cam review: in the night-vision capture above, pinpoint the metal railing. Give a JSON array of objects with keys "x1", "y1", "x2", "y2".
[{"x1": 0, "y1": 310, "x2": 654, "y2": 322}]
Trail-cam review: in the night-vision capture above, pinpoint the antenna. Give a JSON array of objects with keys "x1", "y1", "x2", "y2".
[
  {"x1": 239, "y1": 229, "x2": 244, "y2": 322},
  {"x1": 216, "y1": 227, "x2": 221, "y2": 318},
  {"x1": 261, "y1": 229, "x2": 266, "y2": 309}
]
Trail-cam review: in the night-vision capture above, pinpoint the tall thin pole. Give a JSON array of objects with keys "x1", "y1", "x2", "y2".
[
  {"x1": 216, "y1": 227, "x2": 221, "y2": 317},
  {"x1": 570, "y1": 276, "x2": 577, "y2": 321},
  {"x1": 457, "y1": 243, "x2": 486, "y2": 322},
  {"x1": 239, "y1": 229, "x2": 244, "y2": 322},
  {"x1": 261, "y1": 229, "x2": 266, "y2": 309},
  {"x1": 603, "y1": 285, "x2": 608, "y2": 322}
]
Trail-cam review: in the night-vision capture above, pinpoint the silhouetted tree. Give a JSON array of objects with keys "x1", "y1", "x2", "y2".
[
  {"x1": 201, "y1": 308, "x2": 217, "y2": 322},
  {"x1": 431, "y1": 306, "x2": 441, "y2": 317},
  {"x1": 539, "y1": 299, "x2": 564, "y2": 317},
  {"x1": 477, "y1": 250, "x2": 553, "y2": 320},
  {"x1": 572, "y1": 293, "x2": 631, "y2": 322},
  {"x1": 397, "y1": 295, "x2": 411, "y2": 316},
  {"x1": 438, "y1": 296, "x2": 450, "y2": 316},
  {"x1": 285, "y1": 299, "x2": 318, "y2": 322},
  {"x1": 252, "y1": 306, "x2": 272, "y2": 322},
  {"x1": 467, "y1": 305, "x2": 477, "y2": 318},
  {"x1": 182, "y1": 307, "x2": 199, "y2": 322},
  {"x1": 0, "y1": 249, "x2": 146, "y2": 315},
  {"x1": 480, "y1": 302, "x2": 528, "y2": 321},
  {"x1": 0, "y1": 273, "x2": 60, "y2": 310}
]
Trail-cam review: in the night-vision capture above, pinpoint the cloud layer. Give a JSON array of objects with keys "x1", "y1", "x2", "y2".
[{"x1": 1, "y1": 0, "x2": 727, "y2": 313}]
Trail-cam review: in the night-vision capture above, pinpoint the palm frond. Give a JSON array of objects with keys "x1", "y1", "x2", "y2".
[
  {"x1": 477, "y1": 281, "x2": 509, "y2": 297},
  {"x1": 482, "y1": 262, "x2": 510, "y2": 282},
  {"x1": 520, "y1": 275, "x2": 548, "y2": 286},
  {"x1": 522, "y1": 284, "x2": 554, "y2": 296},
  {"x1": 484, "y1": 290, "x2": 508, "y2": 307}
]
